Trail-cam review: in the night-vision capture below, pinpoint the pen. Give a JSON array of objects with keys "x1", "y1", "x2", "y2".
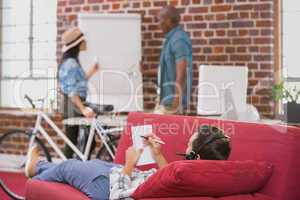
[{"x1": 140, "y1": 136, "x2": 165, "y2": 145}]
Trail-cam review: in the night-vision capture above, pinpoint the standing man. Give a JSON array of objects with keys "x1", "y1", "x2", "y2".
[{"x1": 141, "y1": 6, "x2": 193, "y2": 114}]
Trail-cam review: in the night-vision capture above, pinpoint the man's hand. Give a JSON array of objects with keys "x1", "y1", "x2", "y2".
[
  {"x1": 123, "y1": 146, "x2": 143, "y2": 176},
  {"x1": 143, "y1": 134, "x2": 168, "y2": 169},
  {"x1": 143, "y1": 135, "x2": 163, "y2": 156}
]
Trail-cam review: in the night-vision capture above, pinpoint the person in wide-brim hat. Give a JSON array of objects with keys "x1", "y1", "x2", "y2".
[
  {"x1": 62, "y1": 27, "x2": 86, "y2": 53},
  {"x1": 58, "y1": 26, "x2": 99, "y2": 159}
]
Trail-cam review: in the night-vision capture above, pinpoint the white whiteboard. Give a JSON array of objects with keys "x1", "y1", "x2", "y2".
[{"x1": 78, "y1": 13, "x2": 143, "y2": 112}]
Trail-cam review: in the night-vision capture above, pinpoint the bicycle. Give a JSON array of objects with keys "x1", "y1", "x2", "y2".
[{"x1": 0, "y1": 95, "x2": 124, "y2": 200}]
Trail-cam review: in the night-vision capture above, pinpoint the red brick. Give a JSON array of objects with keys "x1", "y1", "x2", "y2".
[
  {"x1": 208, "y1": 55, "x2": 228, "y2": 62},
  {"x1": 58, "y1": 1, "x2": 67, "y2": 7},
  {"x1": 194, "y1": 15, "x2": 204, "y2": 21},
  {"x1": 254, "y1": 37, "x2": 273, "y2": 44},
  {"x1": 232, "y1": 38, "x2": 251, "y2": 45},
  {"x1": 211, "y1": 5, "x2": 231, "y2": 12},
  {"x1": 227, "y1": 13, "x2": 239, "y2": 20},
  {"x1": 102, "y1": 4, "x2": 110, "y2": 10},
  {"x1": 216, "y1": 14, "x2": 226, "y2": 20},
  {"x1": 254, "y1": 55, "x2": 273, "y2": 61},
  {"x1": 169, "y1": 0, "x2": 179, "y2": 6},
  {"x1": 209, "y1": 22, "x2": 229, "y2": 29},
  {"x1": 215, "y1": 0, "x2": 224, "y2": 4},
  {"x1": 65, "y1": 7, "x2": 72, "y2": 13},
  {"x1": 261, "y1": 63, "x2": 273, "y2": 70},
  {"x1": 186, "y1": 23, "x2": 207, "y2": 29},
  {"x1": 87, "y1": 0, "x2": 103, "y2": 3},
  {"x1": 92, "y1": 5, "x2": 100, "y2": 11},
  {"x1": 69, "y1": 0, "x2": 84, "y2": 5},
  {"x1": 182, "y1": 0, "x2": 191, "y2": 5},
  {"x1": 256, "y1": 20, "x2": 273, "y2": 27},
  {"x1": 240, "y1": 12, "x2": 249, "y2": 19},
  {"x1": 154, "y1": 1, "x2": 168, "y2": 7},
  {"x1": 254, "y1": 3, "x2": 272, "y2": 11},
  {"x1": 143, "y1": 1, "x2": 151, "y2": 7},
  {"x1": 133, "y1": 2, "x2": 141, "y2": 8},
  {"x1": 189, "y1": 7, "x2": 209, "y2": 13},
  {"x1": 225, "y1": 47, "x2": 235, "y2": 53},
  {"x1": 192, "y1": 0, "x2": 201, "y2": 3},
  {"x1": 233, "y1": 4, "x2": 253, "y2": 10},
  {"x1": 193, "y1": 31, "x2": 203, "y2": 37},
  {"x1": 112, "y1": 3, "x2": 120, "y2": 10},
  {"x1": 204, "y1": 31, "x2": 214, "y2": 37},
  {"x1": 230, "y1": 55, "x2": 251, "y2": 61},
  {"x1": 259, "y1": 46, "x2": 273, "y2": 53},
  {"x1": 216, "y1": 30, "x2": 226, "y2": 36},
  {"x1": 232, "y1": 20, "x2": 254, "y2": 28},
  {"x1": 214, "y1": 46, "x2": 224, "y2": 53},
  {"x1": 192, "y1": 39, "x2": 207, "y2": 45},
  {"x1": 183, "y1": 15, "x2": 193, "y2": 22}
]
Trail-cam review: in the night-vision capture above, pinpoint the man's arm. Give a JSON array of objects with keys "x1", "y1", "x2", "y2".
[
  {"x1": 153, "y1": 152, "x2": 168, "y2": 169},
  {"x1": 172, "y1": 59, "x2": 187, "y2": 110},
  {"x1": 122, "y1": 147, "x2": 143, "y2": 176}
]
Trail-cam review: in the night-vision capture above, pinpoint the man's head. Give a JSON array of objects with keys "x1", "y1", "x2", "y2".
[
  {"x1": 157, "y1": 6, "x2": 181, "y2": 34},
  {"x1": 185, "y1": 125, "x2": 231, "y2": 160}
]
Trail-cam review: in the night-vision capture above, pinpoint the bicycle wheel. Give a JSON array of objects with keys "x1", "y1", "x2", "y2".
[
  {"x1": 96, "y1": 135, "x2": 120, "y2": 162},
  {"x1": 0, "y1": 129, "x2": 51, "y2": 200}
]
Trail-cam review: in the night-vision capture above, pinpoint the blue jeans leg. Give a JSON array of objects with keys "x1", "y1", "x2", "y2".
[
  {"x1": 83, "y1": 175, "x2": 110, "y2": 200},
  {"x1": 33, "y1": 160, "x2": 65, "y2": 182}
]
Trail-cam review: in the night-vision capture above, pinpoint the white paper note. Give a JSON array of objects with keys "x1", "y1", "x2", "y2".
[{"x1": 131, "y1": 125, "x2": 155, "y2": 166}]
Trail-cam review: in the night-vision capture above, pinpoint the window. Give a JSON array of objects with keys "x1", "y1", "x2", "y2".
[
  {"x1": 282, "y1": 0, "x2": 300, "y2": 99},
  {"x1": 0, "y1": 0, "x2": 57, "y2": 109}
]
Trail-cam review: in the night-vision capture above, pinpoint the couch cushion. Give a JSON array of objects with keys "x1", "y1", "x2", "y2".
[
  {"x1": 25, "y1": 179, "x2": 89, "y2": 200},
  {"x1": 140, "y1": 193, "x2": 272, "y2": 200},
  {"x1": 132, "y1": 160, "x2": 273, "y2": 199}
]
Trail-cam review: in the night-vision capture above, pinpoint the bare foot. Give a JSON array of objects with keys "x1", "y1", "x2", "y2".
[{"x1": 25, "y1": 145, "x2": 40, "y2": 178}]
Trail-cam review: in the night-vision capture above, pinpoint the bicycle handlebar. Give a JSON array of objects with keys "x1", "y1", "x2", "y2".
[{"x1": 24, "y1": 94, "x2": 36, "y2": 109}]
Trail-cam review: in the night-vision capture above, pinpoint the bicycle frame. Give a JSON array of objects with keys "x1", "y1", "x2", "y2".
[{"x1": 31, "y1": 111, "x2": 121, "y2": 161}]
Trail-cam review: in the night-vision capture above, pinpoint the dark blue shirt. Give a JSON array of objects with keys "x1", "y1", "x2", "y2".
[{"x1": 159, "y1": 25, "x2": 193, "y2": 106}]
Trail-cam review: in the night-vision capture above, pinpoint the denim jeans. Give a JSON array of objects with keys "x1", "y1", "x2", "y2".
[{"x1": 33, "y1": 159, "x2": 120, "y2": 200}]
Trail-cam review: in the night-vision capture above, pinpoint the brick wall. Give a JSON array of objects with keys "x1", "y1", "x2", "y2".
[{"x1": 57, "y1": 0, "x2": 276, "y2": 118}]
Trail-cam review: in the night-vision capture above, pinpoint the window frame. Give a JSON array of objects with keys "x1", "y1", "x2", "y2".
[
  {"x1": 0, "y1": 0, "x2": 57, "y2": 108},
  {"x1": 275, "y1": 0, "x2": 300, "y2": 115}
]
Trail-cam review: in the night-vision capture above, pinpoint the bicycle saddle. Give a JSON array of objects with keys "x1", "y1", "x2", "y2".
[{"x1": 84, "y1": 102, "x2": 114, "y2": 115}]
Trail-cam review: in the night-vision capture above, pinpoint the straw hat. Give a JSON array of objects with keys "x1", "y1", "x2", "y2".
[{"x1": 62, "y1": 27, "x2": 85, "y2": 53}]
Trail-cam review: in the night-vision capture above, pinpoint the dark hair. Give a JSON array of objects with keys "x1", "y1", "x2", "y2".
[
  {"x1": 161, "y1": 6, "x2": 181, "y2": 25},
  {"x1": 61, "y1": 43, "x2": 81, "y2": 64},
  {"x1": 192, "y1": 126, "x2": 231, "y2": 160}
]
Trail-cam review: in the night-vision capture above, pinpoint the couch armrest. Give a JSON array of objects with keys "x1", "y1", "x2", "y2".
[{"x1": 26, "y1": 179, "x2": 90, "y2": 200}]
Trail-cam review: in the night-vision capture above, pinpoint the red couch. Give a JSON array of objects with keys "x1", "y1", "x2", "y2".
[{"x1": 26, "y1": 112, "x2": 300, "y2": 200}]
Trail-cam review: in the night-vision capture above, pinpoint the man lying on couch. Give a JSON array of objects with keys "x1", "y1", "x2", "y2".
[{"x1": 24, "y1": 125, "x2": 231, "y2": 200}]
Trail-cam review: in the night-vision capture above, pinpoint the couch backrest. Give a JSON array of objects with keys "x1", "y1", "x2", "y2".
[{"x1": 114, "y1": 112, "x2": 300, "y2": 200}]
